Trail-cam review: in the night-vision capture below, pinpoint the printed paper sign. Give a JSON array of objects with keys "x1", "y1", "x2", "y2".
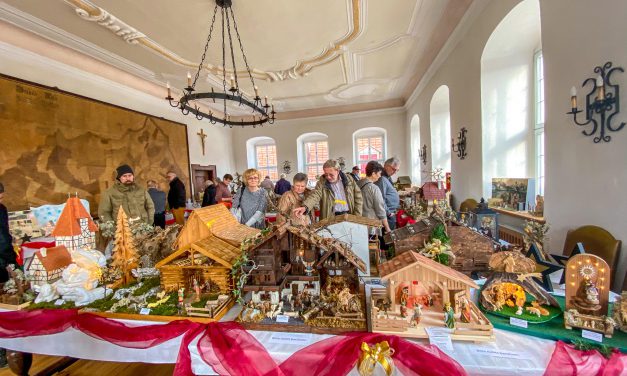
[
  {"x1": 471, "y1": 348, "x2": 532, "y2": 360},
  {"x1": 510, "y1": 317, "x2": 528, "y2": 328},
  {"x1": 268, "y1": 332, "x2": 312, "y2": 346},
  {"x1": 582, "y1": 330, "x2": 603, "y2": 343},
  {"x1": 425, "y1": 327, "x2": 454, "y2": 354},
  {"x1": 275, "y1": 315, "x2": 289, "y2": 323},
  {"x1": 139, "y1": 308, "x2": 151, "y2": 315}
]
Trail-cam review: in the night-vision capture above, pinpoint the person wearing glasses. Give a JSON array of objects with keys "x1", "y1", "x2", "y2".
[
  {"x1": 375, "y1": 157, "x2": 401, "y2": 230},
  {"x1": 293, "y1": 159, "x2": 362, "y2": 220},
  {"x1": 231, "y1": 168, "x2": 267, "y2": 229}
]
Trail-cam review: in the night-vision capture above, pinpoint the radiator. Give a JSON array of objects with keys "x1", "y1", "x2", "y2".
[{"x1": 499, "y1": 226, "x2": 525, "y2": 246}]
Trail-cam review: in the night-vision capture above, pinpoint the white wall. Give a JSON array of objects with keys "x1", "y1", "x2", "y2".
[
  {"x1": 481, "y1": 0, "x2": 540, "y2": 197},
  {"x1": 405, "y1": 0, "x2": 521, "y2": 208},
  {"x1": 541, "y1": 0, "x2": 627, "y2": 290},
  {"x1": 0, "y1": 41, "x2": 235, "y2": 196},
  {"x1": 231, "y1": 108, "x2": 407, "y2": 180}
]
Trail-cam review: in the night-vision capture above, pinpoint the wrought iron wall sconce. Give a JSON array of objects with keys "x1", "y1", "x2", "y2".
[
  {"x1": 451, "y1": 127, "x2": 468, "y2": 159},
  {"x1": 568, "y1": 61, "x2": 624, "y2": 143},
  {"x1": 418, "y1": 144, "x2": 427, "y2": 165}
]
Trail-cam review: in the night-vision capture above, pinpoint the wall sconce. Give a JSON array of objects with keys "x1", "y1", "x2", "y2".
[
  {"x1": 451, "y1": 127, "x2": 467, "y2": 159},
  {"x1": 418, "y1": 144, "x2": 427, "y2": 165},
  {"x1": 568, "y1": 61, "x2": 624, "y2": 143}
]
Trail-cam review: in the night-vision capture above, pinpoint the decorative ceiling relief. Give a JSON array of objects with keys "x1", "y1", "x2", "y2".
[
  {"x1": 63, "y1": 0, "x2": 363, "y2": 83},
  {"x1": 2, "y1": 0, "x2": 472, "y2": 114}
]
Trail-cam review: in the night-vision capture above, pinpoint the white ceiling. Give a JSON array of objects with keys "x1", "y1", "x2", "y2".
[{"x1": 0, "y1": 0, "x2": 473, "y2": 118}]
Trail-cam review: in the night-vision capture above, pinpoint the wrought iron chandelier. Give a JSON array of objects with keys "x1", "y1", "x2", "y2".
[{"x1": 165, "y1": 0, "x2": 275, "y2": 128}]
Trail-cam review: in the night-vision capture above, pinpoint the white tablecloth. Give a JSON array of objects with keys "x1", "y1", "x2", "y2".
[{"x1": 0, "y1": 316, "x2": 556, "y2": 376}]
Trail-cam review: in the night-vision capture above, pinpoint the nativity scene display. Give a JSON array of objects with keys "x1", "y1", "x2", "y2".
[
  {"x1": 563, "y1": 253, "x2": 616, "y2": 338},
  {"x1": 479, "y1": 252, "x2": 561, "y2": 323},
  {"x1": 370, "y1": 251, "x2": 493, "y2": 342},
  {"x1": 236, "y1": 220, "x2": 373, "y2": 333}
]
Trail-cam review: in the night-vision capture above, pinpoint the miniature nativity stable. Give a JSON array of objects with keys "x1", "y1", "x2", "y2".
[
  {"x1": 480, "y1": 252, "x2": 561, "y2": 323},
  {"x1": 155, "y1": 204, "x2": 260, "y2": 319},
  {"x1": 311, "y1": 214, "x2": 382, "y2": 276},
  {"x1": 238, "y1": 220, "x2": 369, "y2": 333},
  {"x1": 371, "y1": 251, "x2": 493, "y2": 341}
]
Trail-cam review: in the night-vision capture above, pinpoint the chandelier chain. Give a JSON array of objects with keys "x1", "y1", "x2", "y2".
[
  {"x1": 220, "y1": 6, "x2": 228, "y2": 121},
  {"x1": 229, "y1": 7, "x2": 257, "y2": 92},
  {"x1": 225, "y1": 7, "x2": 240, "y2": 95},
  {"x1": 192, "y1": 4, "x2": 218, "y2": 89}
]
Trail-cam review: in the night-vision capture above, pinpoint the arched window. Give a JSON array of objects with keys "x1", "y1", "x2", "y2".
[
  {"x1": 430, "y1": 85, "x2": 451, "y2": 175},
  {"x1": 481, "y1": 0, "x2": 542, "y2": 197},
  {"x1": 296, "y1": 132, "x2": 329, "y2": 185},
  {"x1": 409, "y1": 114, "x2": 421, "y2": 185},
  {"x1": 246, "y1": 137, "x2": 278, "y2": 180},
  {"x1": 353, "y1": 127, "x2": 386, "y2": 174}
]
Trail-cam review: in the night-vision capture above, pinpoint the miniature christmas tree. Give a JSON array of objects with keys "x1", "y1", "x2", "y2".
[{"x1": 111, "y1": 207, "x2": 139, "y2": 285}]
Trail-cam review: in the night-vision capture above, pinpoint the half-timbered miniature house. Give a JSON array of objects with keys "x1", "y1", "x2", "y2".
[
  {"x1": 26, "y1": 245, "x2": 72, "y2": 286},
  {"x1": 52, "y1": 197, "x2": 97, "y2": 251},
  {"x1": 311, "y1": 214, "x2": 381, "y2": 276},
  {"x1": 373, "y1": 251, "x2": 493, "y2": 341}
]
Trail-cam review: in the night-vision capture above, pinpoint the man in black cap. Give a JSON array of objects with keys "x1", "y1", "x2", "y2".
[{"x1": 98, "y1": 164, "x2": 155, "y2": 224}]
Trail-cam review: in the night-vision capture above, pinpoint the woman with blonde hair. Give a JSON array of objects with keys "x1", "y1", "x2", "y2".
[{"x1": 231, "y1": 168, "x2": 267, "y2": 229}]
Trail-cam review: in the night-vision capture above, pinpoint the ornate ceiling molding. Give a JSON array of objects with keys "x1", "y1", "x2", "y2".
[{"x1": 63, "y1": 0, "x2": 363, "y2": 82}]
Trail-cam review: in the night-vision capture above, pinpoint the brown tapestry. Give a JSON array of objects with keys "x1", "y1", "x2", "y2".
[{"x1": 0, "y1": 75, "x2": 190, "y2": 215}]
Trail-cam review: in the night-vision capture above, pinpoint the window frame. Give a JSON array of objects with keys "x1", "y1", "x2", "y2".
[
  {"x1": 534, "y1": 49, "x2": 545, "y2": 196},
  {"x1": 254, "y1": 141, "x2": 278, "y2": 180},
  {"x1": 303, "y1": 139, "x2": 329, "y2": 185}
]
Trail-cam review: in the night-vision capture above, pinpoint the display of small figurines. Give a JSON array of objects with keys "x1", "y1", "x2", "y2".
[
  {"x1": 443, "y1": 302, "x2": 455, "y2": 328},
  {"x1": 459, "y1": 297, "x2": 471, "y2": 323},
  {"x1": 177, "y1": 287, "x2": 185, "y2": 314},
  {"x1": 479, "y1": 251, "x2": 561, "y2": 323},
  {"x1": 563, "y1": 254, "x2": 616, "y2": 337},
  {"x1": 612, "y1": 291, "x2": 627, "y2": 333},
  {"x1": 411, "y1": 304, "x2": 423, "y2": 327},
  {"x1": 399, "y1": 286, "x2": 409, "y2": 318},
  {"x1": 193, "y1": 278, "x2": 201, "y2": 303},
  {"x1": 571, "y1": 276, "x2": 602, "y2": 315}
]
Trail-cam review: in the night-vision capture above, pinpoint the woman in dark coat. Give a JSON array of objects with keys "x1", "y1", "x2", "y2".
[{"x1": 201, "y1": 179, "x2": 217, "y2": 207}]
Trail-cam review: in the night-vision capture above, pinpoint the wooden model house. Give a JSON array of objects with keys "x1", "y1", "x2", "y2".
[
  {"x1": 155, "y1": 234, "x2": 240, "y2": 294},
  {"x1": 372, "y1": 251, "x2": 493, "y2": 341},
  {"x1": 383, "y1": 217, "x2": 437, "y2": 253},
  {"x1": 51, "y1": 197, "x2": 97, "y2": 251},
  {"x1": 26, "y1": 245, "x2": 72, "y2": 286},
  {"x1": 160, "y1": 204, "x2": 260, "y2": 292},
  {"x1": 240, "y1": 221, "x2": 368, "y2": 331},
  {"x1": 448, "y1": 225, "x2": 498, "y2": 277},
  {"x1": 311, "y1": 214, "x2": 381, "y2": 276},
  {"x1": 420, "y1": 182, "x2": 447, "y2": 202}
]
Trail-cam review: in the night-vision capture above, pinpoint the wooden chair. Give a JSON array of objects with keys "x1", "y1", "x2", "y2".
[
  {"x1": 459, "y1": 198, "x2": 478, "y2": 213},
  {"x1": 562, "y1": 225, "x2": 622, "y2": 288}
]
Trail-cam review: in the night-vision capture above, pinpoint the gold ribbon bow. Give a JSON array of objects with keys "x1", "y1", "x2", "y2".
[{"x1": 358, "y1": 341, "x2": 395, "y2": 376}]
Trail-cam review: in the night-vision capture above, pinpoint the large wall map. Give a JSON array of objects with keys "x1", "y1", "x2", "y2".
[{"x1": 0, "y1": 75, "x2": 190, "y2": 215}]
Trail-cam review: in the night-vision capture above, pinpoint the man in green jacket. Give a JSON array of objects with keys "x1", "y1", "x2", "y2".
[
  {"x1": 98, "y1": 164, "x2": 155, "y2": 225},
  {"x1": 294, "y1": 159, "x2": 362, "y2": 220}
]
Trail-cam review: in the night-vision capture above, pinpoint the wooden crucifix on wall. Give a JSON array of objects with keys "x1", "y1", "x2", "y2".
[{"x1": 197, "y1": 128, "x2": 207, "y2": 155}]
